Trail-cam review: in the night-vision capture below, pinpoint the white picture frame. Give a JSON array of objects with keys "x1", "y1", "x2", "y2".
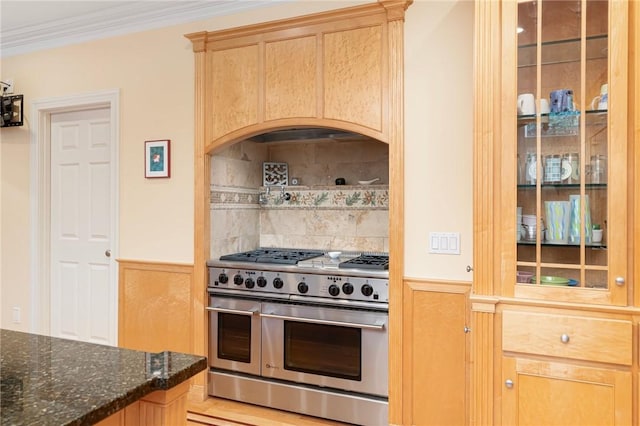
[{"x1": 145, "y1": 139, "x2": 171, "y2": 178}]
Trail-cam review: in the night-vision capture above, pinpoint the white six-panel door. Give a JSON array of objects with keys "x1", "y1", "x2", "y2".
[{"x1": 50, "y1": 107, "x2": 114, "y2": 344}]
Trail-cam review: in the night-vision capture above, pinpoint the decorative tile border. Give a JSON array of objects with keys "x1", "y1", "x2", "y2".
[
  {"x1": 210, "y1": 187, "x2": 259, "y2": 209},
  {"x1": 210, "y1": 186, "x2": 389, "y2": 210}
]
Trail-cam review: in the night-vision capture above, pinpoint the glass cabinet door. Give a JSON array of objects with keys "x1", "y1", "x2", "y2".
[{"x1": 514, "y1": 0, "x2": 626, "y2": 305}]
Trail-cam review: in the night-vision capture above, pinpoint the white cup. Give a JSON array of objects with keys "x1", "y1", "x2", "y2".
[
  {"x1": 522, "y1": 214, "x2": 536, "y2": 226},
  {"x1": 538, "y1": 98, "x2": 550, "y2": 114},
  {"x1": 518, "y1": 93, "x2": 536, "y2": 115},
  {"x1": 590, "y1": 83, "x2": 608, "y2": 110},
  {"x1": 592, "y1": 229, "x2": 603, "y2": 243}
]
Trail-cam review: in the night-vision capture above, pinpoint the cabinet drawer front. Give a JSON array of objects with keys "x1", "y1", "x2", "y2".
[{"x1": 502, "y1": 311, "x2": 632, "y2": 365}]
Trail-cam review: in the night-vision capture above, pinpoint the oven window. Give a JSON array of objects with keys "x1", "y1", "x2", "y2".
[
  {"x1": 218, "y1": 313, "x2": 251, "y2": 363},
  {"x1": 284, "y1": 321, "x2": 361, "y2": 381}
]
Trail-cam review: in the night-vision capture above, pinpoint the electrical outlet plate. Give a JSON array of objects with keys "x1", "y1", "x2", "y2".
[{"x1": 12, "y1": 307, "x2": 21, "y2": 323}]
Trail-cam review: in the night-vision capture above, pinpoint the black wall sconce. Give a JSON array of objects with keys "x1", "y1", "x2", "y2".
[{"x1": 1, "y1": 94, "x2": 24, "y2": 127}]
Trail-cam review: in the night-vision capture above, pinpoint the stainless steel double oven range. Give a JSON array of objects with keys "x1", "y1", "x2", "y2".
[{"x1": 206, "y1": 248, "x2": 389, "y2": 425}]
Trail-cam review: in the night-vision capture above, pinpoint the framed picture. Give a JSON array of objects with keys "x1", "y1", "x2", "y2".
[
  {"x1": 263, "y1": 162, "x2": 288, "y2": 186},
  {"x1": 145, "y1": 139, "x2": 171, "y2": 178}
]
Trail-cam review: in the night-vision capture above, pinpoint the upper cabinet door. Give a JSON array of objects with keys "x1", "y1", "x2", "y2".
[{"x1": 510, "y1": 0, "x2": 628, "y2": 305}]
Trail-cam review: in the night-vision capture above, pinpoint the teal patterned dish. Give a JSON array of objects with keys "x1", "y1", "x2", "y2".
[{"x1": 532, "y1": 275, "x2": 570, "y2": 285}]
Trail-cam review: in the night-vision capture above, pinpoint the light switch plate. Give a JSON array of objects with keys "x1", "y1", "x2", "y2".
[{"x1": 429, "y1": 232, "x2": 461, "y2": 255}]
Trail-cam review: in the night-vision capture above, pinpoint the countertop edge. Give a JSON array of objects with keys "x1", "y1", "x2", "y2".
[
  {"x1": 70, "y1": 356, "x2": 208, "y2": 426},
  {"x1": 66, "y1": 356, "x2": 207, "y2": 426},
  {"x1": 1, "y1": 329, "x2": 208, "y2": 426}
]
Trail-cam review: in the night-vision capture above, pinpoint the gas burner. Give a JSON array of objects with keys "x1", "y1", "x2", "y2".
[
  {"x1": 339, "y1": 254, "x2": 389, "y2": 270},
  {"x1": 219, "y1": 248, "x2": 323, "y2": 265},
  {"x1": 208, "y1": 249, "x2": 389, "y2": 305}
]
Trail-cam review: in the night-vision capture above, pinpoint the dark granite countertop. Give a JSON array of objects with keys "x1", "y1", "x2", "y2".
[{"x1": 0, "y1": 329, "x2": 207, "y2": 426}]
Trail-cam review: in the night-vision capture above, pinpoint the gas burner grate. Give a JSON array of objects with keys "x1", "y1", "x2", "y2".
[
  {"x1": 220, "y1": 249, "x2": 324, "y2": 265},
  {"x1": 339, "y1": 254, "x2": 389, "y2": 270}
]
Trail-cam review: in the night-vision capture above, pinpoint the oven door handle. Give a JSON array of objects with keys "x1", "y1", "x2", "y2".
[
  {"x1": 206, "y1": 307, "x2": 258, "y2": 316},
  {"x1": 260, "y1": 313, "x2": 386, "y2": 330}
]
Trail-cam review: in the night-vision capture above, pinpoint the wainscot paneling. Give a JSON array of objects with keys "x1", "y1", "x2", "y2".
[{"x1": 118, "y1": 260, "x2": 195, "y2": 354}]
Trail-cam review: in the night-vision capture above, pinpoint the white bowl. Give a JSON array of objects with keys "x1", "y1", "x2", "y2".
[
  {"x1": 327, "y1": 251, "x2": 342, "y2": 259},
  {"x1": 358, "y1": 178, "x2": 380, "y2": 185}
]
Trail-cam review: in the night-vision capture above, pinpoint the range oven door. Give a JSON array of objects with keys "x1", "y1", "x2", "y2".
[
  {"x1": 207, "y1": 295, "x2": 261, "y2": 376},
  {"x1": 261, "y1": 302, "x2": 388, "y2": 397}
]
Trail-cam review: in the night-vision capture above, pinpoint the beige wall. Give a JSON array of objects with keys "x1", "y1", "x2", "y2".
[
  {"x1": 404, "y1": 0, "x2": 474, "y2": 281},
  {"x1": 0, "y1": 0, "x2": 474, "y2": 331}
]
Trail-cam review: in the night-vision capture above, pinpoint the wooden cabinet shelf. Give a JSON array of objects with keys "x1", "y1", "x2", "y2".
[
  {"x1": 517, "y1": 109, "x2": 608, "y2": 124},
  {"x1": 517, "y1": 240, "x2": 606, "y2": 248},
  {"x1": 518, "y1": 34, "x2": 608, "y2": 68},
  {"x1": 517, "y1": 183, "x2": 607, "y2": 189}
]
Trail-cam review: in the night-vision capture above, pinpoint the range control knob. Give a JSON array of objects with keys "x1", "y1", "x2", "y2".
[
  {"x1": 256, "y1": 276, "x2": 267, "y2": 287},
  {"x1": 298, "y1": 282, "x2": 309, "y2": 294},
  {"x1": 233, "y1": 274, "x2": 244, "y2": 286},
  {"x1": 245, "y1": 278, "x2": 255, "y2": 289},
  {"x1": 328, "y1": 284, "x2": 340, "y2": 296},
  {"x1": 361, "y1": 284, "x2": 374, "y2": 297},
  {"x1": 273, "y1": 277, "x2": 284, "y2": 289},
  {"x1": 218, "y1": 273, "x2": 229, "y2": 284},
  {"x1": 342, "y1": 282, "x2": 354, "y2": 295}
]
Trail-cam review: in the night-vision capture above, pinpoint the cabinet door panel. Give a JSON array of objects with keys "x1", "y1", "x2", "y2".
[
  {"x1": 503, "y1": 357, "x2": 632, "y2": 426},
  {"x1": 403, "y1": 282, "x2": 469, "y2": 426},
  {"x1": 265, "y1": 36, "x2": 317, "y2": 120},
  {"x1": 324, "y1": 25, "x2": 383, "y2": 130},
  {"x1": 209, "y1": 45, "x2": 260, "y2": 139},
  {"x1": 513, "y1": 0, "x2": 628, "y2": 306}
]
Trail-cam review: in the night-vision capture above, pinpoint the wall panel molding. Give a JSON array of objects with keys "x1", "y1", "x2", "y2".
[{"x1": 118, "y1": 260, "x2": 195, "y2": 355}]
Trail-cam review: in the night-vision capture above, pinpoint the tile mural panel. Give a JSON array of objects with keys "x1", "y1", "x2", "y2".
[{"x1": 209, "y1": 138, "x2": 389, "y2": 254}]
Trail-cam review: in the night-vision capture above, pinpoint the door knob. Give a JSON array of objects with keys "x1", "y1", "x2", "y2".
[{"x1": 105, "y1": 249, "x2": 111, "y2": 258}]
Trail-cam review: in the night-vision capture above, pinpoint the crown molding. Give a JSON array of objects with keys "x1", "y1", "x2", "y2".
[{"x1": 1, "y1": 1, "x2": 282, "y2": 58}]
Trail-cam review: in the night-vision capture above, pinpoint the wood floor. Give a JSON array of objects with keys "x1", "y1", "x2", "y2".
[{"x1": 187, "y1": 396, "x2": 350, "y2": 426}]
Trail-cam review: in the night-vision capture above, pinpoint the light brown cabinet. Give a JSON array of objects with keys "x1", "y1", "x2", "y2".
[
  {"x1": 502, "y1": 357, "x2": 632, "y2": 425},
  {"x1": 473, "y1": 0, "x2": 638, "y2": 424},
  {"x1": 186, "y1": 4, "x2": 397, "y2": 149},
  {"x1": 509, "y1": 0, "x2": 629, "y2": 306},
  {"x1": 402, "y1": 281, "x2": 470, "y2": 425},
  {"x1": 501, "y1": 308, "x2": 633, "y2": 425}
]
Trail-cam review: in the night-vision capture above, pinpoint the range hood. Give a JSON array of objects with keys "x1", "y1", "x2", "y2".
[{"x1": 246, "y1": 128, "x2": 369, "y2": 143}]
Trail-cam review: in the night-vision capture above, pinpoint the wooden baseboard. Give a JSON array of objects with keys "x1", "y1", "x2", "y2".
[
  {"x1": 187, "y1": 411, "x2": 252, "y2": 426},
  {"x1": 186, "y1": 397, "x2": 348, "y2": 426}
]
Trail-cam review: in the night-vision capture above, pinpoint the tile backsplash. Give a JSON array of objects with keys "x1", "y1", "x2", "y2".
[{"x1": 210, "y1": 137, "x2": 389, "y2": 257}]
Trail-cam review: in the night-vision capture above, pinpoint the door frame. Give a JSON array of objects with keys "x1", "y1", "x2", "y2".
[{"x1": 30, "y1": 89, "x2": 120, "y2": 340}]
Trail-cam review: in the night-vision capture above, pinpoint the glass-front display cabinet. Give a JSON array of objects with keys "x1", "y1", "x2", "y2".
[{"x1": 513, "y1": 0, "x2": 628, "y2": 305}]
